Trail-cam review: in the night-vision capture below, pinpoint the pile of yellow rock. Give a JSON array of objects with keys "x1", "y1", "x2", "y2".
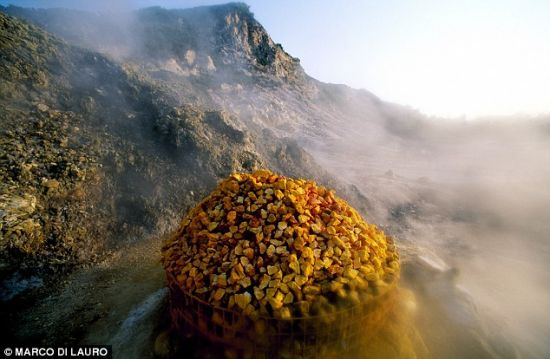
[{"x1": 162, "y1": 170, "x2": 399, "y2": 321}]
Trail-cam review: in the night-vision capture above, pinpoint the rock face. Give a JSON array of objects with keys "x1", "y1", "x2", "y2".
[
  {"x1": 212, "y1": 4, "x2": 303, "y2": 81},
  {"x1": 2, "y1": 3, "x2": 304, "y2": 82}
]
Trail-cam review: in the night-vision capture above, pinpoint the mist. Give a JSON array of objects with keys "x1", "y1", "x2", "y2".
[
  {"x1": 2, "y1": 3, "x2": 550, "y2": 358},
  {"x1": 305, "y1": 105, "x2": 550, "y2": 357}
]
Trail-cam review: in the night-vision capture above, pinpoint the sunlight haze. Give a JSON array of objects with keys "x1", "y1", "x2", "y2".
[{"x1": 3, "y1": 0, "x2": 549, "y2": 118}]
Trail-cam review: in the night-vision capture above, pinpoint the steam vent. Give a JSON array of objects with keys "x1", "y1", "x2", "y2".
[{"x1": 162, "y1": 170, "x2": 400, "y2": 356}]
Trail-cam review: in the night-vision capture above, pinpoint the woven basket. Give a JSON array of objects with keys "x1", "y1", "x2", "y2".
[{"x1": 167, "y1": 271, "x2": 399, "y2": 358}]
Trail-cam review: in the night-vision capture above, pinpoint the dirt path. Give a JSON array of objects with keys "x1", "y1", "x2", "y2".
[{"x1": 3, "y1": 236, "x2": 167, "y2": 358}]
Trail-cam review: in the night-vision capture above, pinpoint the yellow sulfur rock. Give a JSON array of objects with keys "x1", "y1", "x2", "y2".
[
  {"x1": 294, "y1": 275, "x2": 308, "y2": 287},
  {"x1": 267, "y1": 265, "x2": 279, "y2": 275},
  {"x1": 213, "y1": 288, "x2": 226, "y2": 301},
  {"x1": 162, "y1": 170, "x2": 399, "y2": 320},
  {"x1": 235, "y1": 292, "x2": 252, "y2": 310},
  {"x1": 289, "y1": 261, "x2": 300, "y2": 274}
]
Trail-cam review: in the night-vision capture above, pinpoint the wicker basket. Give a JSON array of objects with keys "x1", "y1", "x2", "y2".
[{"x1": 168, "y1": 271, "x2": 399, "y2": 358}]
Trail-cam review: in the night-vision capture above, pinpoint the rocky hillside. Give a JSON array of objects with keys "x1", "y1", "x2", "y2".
[
  {"x1": 1, "y1": 2, "x2": 397, "y2": 204},
  {"x1": 2, "y1": 3, "x2": 305, "y2": 82},
  {"x1": 1, "y1": 3, "x2": 408, "y2": 141},
  {"x1": 0, "y1": 6, "x2": 368, "y2": 278}
]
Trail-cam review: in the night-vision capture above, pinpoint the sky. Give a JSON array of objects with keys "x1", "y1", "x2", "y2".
[{"x1": 2, "y1": 0, "x2": 550, "y2": 118}]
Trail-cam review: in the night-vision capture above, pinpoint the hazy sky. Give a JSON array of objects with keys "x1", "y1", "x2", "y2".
[{"x1": 2, "y1": 0, "x2": 550, "y2": 118}]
